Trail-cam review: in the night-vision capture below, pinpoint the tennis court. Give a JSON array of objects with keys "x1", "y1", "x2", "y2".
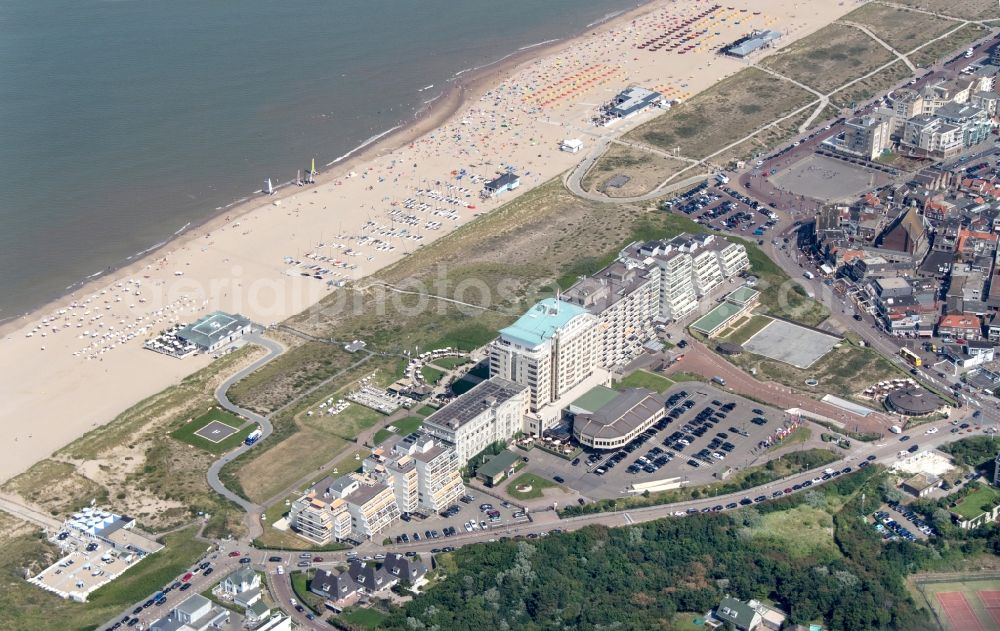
[
  {"x1": 938, "y1": 592, "x2": 984, "y2": 631},
  {"x1": 915, "y1": 576, "x2": 1000, "y2": 631}
]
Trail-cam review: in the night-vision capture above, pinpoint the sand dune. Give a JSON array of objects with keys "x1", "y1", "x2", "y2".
[{"x1": 0, "y1": 0, "x2": 855, "y2": 482}]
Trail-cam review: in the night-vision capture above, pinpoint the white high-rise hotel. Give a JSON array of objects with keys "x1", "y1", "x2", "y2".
[{"x1": 488, "y1": 298, "x2": 599, "y2": 412}]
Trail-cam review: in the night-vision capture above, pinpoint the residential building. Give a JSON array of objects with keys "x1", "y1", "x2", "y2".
[
  {"x1": 215, "y1": 567, "x2": 261, "y2": 608},
  {"x1": 422, "y1": 376, "x2": 529, "y2": 463},
  {"x1": 343, "y1": 479, "x2": 402, "y2": 539},
  {"x1": 488, "y1": 298, "x2": 599, "y2": 411},
  {"x1": 562, "y1": 262, "x2": 659, "y2": 369},
  {"x1": 747, "y1": 599, "x2": 788, "y2": 631},
  {"x1": 287, "y1": 482, "x2": 353, "y2": 545},
  {"x1": 972, "y1": 90, "x2": 1000, "y2": 117},
  {"x1": 994, "y1": 451, "x2": 1000, "y2": 487},
  {"x1": 988, "y1": 313, "x2": 1000, "y2": 342},
  {"x1": 149, "y1": 595, "x2": 230, "y2": 631},
  {"x1": 713, "y1": 596, "x2": 763, "y2": 631},
  {"x1": 937, "y1": 314, "x2": 983, "y2": 340},
  {"x1": 245, "y1": 601, "x2": 273, "y2": 627},
  {"x1": 894, "y1": 88, "x2": 924, "y2": 118},
  {"x1": 395, "y1": 433, "x2": 464, "y2": 512},
  {"x1": 843, "y1": 115, "x2": 889, "y2": 159},
  {"x1": 310, "y1": 569, "x2": 360, "y2": 606},
  {"x1": 935, "y1": 102, "x2": 993, "y2": 147},
  {"x1": 382, "y1": 552, "x2": 429, "y2": 587},
  {"x1": 901, "y1": 115, "x2": 963, "y2": 159},
  {"x1": 348, "y1": 560, "x2": 397, "y2": 593},
  {"x1": 622, "y1": 234, "x2": 750, "y2": 321},
  {"x1": 289, "y1": 474, "x2": 401, "y2": 543}
]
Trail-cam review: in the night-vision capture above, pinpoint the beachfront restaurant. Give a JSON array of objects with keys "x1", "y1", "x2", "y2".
[
  {"x1": 606, "y1": 86, "x2": 662, "y2": 122},
  {"x1": 175, "y1": 311, "x2": 252, "y2": 352},
  {"x1": 483, "y1": 172, "x2": 520, "y2": 198}
]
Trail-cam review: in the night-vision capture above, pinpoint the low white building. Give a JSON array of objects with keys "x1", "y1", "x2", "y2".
[
  {"x1": 561, "y1": 138, "x2": 584, "y2": 153},
  {"x1": 423, "y1": 377, "x2": 529, "y2": 463}
]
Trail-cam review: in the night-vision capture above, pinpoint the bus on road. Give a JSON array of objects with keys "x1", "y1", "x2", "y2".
[{"x1": 899, "y1": 347, "x2": 922, "y2": 367}]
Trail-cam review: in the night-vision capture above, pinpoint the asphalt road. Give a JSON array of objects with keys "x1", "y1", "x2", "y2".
[{"x1": 206, "y1": 333, "x2": 286, "y2": 532}]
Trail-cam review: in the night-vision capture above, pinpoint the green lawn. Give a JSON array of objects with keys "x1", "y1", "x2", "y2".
[
  {"x1": 430, "y1": 356, "x2": 469, "y2": 370},
  {"x1": 952, "y1": 484, "x2": 1000, "y2": 520},
  {"x1": 372, "y1": 429, "x2": 394, "y2": 445},
  {"x1": 669, "y1": 613, "x2": 710, "y2": 631},
  {"x1": 753, "y1": 504, "x2": 838, "y2": 559},
  {"x1": 375, "y1": 416, "x2": 424, "y2": 445},
  {"x1": 170, "y1": 407, "x2": 253, "y2": 453},
  {"x1": 767, "y1": 426, "x2": 812, "y2": 452},
  {"x1": 393, "y1": 416, "x2": 424, "y2": 435},
  {"x1": 506, "y1": 473, "x2": 561, "y2": 500},
  {"x1": 616, "y1": 369, "x2": 674, "y2": 393},
  {"x1": 415, "y1": 405, "x2": 437, "y2": 417},
  {"x1": 420, "y1": 365, "x2": 446, "y2": 385},
  {"x1": 668, "y1": 372, "x2": 706, "y2": 383},
  {"x1": 340, "y1": 606, "x2": 388, "y2": 629},
  {"x1": 721, "y1": 315, "x2": 772, "y2": 345}
]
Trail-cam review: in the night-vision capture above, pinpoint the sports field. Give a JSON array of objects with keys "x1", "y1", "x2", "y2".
[
  {"x1": 171, "y1": 407, "x2": 254, "y2": 453},
  {"x1": 916, "y1": 576, "x2": 1000, "y2": 631}
]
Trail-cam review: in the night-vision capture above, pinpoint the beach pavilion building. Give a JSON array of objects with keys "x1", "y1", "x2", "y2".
[
  {"x1": 483, "y1": 172, "x2": 520, "y2": 198},
  {"x1": 175, "y1": 311, "x2": 252, "y2": 352}
]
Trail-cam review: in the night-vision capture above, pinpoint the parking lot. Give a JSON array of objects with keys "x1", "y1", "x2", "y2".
[
  {"x1": 373, "y1": 494, "x2": 529, "y2": 547},
  {"x1": 872, "y1": 501, "x2": 938, "y2": 542},
  {"x1": 663, "y1": 182, "x2": 780, "y2": 239},
  {"x1": 520, "y1": 384, "x2": 803, "y2": 501}
]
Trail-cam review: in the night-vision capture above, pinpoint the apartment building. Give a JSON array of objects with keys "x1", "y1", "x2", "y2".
[
  {"x1": 289, "y1": 474, "x2": 400, "y2": 544},
  {"x1": 488, "y1": 298, "x2": 599, "y2": 411},
  {"x1": 938, "y1": 314, "x2": 984, "y2": 341},
  {"x1": 622, "y1": 234, "x2": 750, "y2": 321},
  {"x1": 343, "y1": 480, "x2": 400, "y2": 539},
  {"x1": 901, "y1": 115, "x2": 964, "y2": 159},
  {"x1": 422, "y1": 376, "x2": 529, "y2": 463},
  {"x1": 561, "y1": 261, "x2": 659, "y2": 369},
  {"x1": 365, "y1": 432, "x2": 465, "y2": 513},
  {"x1": 935, "y1": 102, "x2": 993, "y2": 147},
  {"x1": 843, "y1": 115, "x2": 890, "y2": 160},
  {"x1": 287, "y1": 486, "x2": 353, "y2": 545}
]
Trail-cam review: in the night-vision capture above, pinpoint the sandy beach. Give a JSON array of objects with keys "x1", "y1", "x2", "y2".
[{"x1": 0, "y1": 0, "x2": 856, "y2": 482}]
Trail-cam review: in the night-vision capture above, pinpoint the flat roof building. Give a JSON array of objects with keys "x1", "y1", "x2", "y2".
[
  {"x1": 175, "y1": 311, "x2": 252, "y2": 352},
  {"x1": 476, "y1": 449, "x2": 522, "y2": 486},
  {"x1": 422, "y1": 376, "x2": 529, "y2": 463},
  {"x1": 573, "y1": 387, "x2": 666, "y2": 450},
  {"x1": 721, "y1": 30, "x2": 782, "y2": 58},
  {"x1": 608, "y1": 86, "x2": 662, "y2": 119},
  {"x1": 149, "y1": 594, "x2": 230, "y2": 631},
  {"x1": 885, "y1": 386, "x2": 946, "y2": 416},
  {"x1": 483, "y1": 172, "x2": 520, "y2": 197},
  {"x1": 690, "y1": 287, "x2": 760, "y2": 337}
]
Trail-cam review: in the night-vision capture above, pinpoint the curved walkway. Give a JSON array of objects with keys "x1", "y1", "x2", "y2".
[{"x1": 206, "y1": 332, "x2": 286, "y2": 536}]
